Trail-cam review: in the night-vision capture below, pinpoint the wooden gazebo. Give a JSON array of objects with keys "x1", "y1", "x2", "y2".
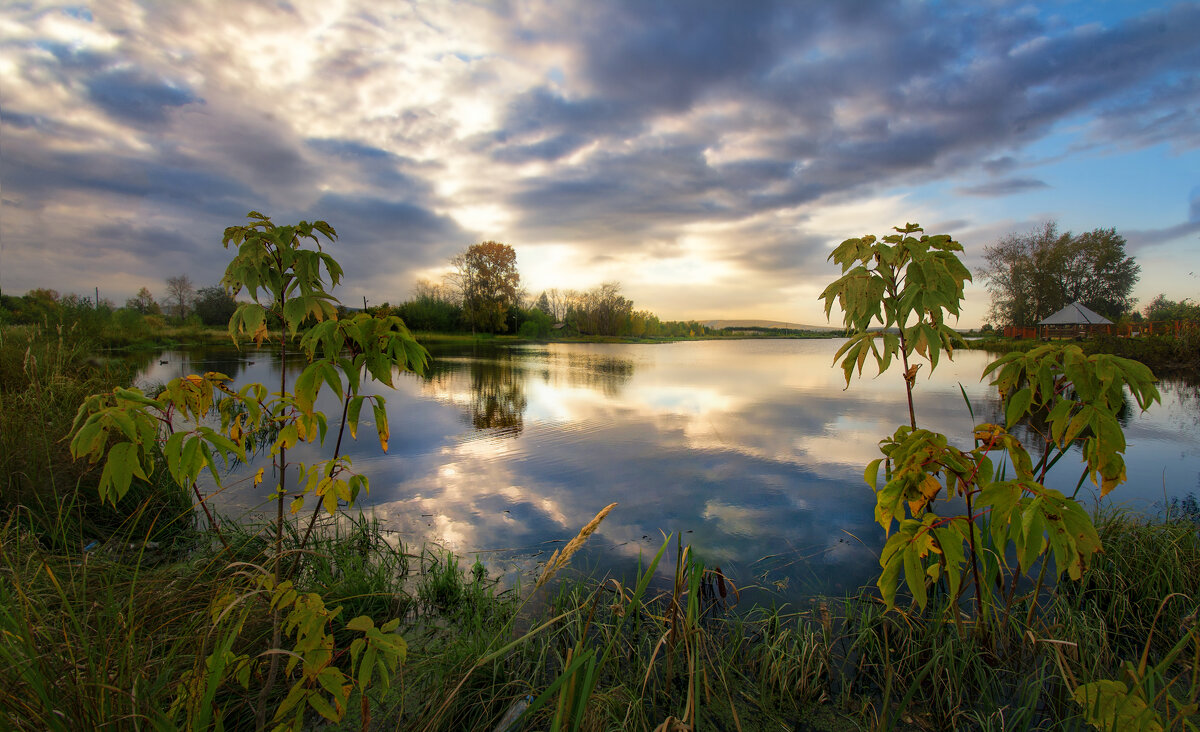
[{"x1": 1038, "y1": 302, "x2": 1112, "y2": 340}]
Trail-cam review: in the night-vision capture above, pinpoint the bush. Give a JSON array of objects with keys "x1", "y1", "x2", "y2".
[{"x1": 193, "y1": 286, "x2": 238, "y2": 326}]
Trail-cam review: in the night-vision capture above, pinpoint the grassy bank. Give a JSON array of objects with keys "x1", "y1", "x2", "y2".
[
  {"x1": 967, "y1": 332, "x2": 1200, "y2": 374},
  {"x1": 2, "y1": 499, "x2": 1197, "y2": 730},
  {"x1": 2, "y1": 323, "x2": 1198, "y2": 730}
]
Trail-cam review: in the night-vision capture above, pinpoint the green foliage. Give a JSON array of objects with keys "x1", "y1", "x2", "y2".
[
  {"x1": 980, "y1": 221, "x2": 1140, "y2": 327},
  {"x1": 820, "y1": 222, "x2": 969, "y2": 400},
  {"x1": 1144, "y1": 294, "x2": 1200, "y2": 322},
  {"x1": 193, "y1": 285, "x2": 239, "y2": 326},
  {"x1": 67, "y1": 211, "x2": 429, "y2": 727},
  {"x1": 517, "y1": 306, "x2": 553, "y2": 338},
  {"x1": 822, "y1": 223, "x2": 1159, "y2": 624},
  {"x1": 397, "y1": 293, "x2": 464, "y2": 332},
  {"x1": 456, "y1": 241, "x2": 521, "y2": 334}
]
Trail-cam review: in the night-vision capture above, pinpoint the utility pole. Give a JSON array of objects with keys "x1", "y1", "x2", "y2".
[
  {"x1": 363, "y1": 295, "x2": 368, "y2": 312},
  {"x1": 95, "y1": 286, "x2": 100, "y2": 308}
]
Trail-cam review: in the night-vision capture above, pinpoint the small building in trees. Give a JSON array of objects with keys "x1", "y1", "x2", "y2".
[{"x1": 1037, "y1": 301, "x2": 1111, "y2": 340}]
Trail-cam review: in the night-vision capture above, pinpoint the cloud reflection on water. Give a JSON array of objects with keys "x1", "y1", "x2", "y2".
[{"x1": 147, "y1": 340, "x2": 1199, "y2": 602}]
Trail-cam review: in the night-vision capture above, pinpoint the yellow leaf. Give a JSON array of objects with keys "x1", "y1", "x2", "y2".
[
  {"x1": 252, "y1": 321, "x2": 269, "y2": 346},
  {"x1": 253, "y1": 468, "x2": 265, "y2": 486}
]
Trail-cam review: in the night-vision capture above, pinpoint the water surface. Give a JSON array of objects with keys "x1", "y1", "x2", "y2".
[{"x1": 137, "y1": 340, "x2": 1200, "y2": 602}]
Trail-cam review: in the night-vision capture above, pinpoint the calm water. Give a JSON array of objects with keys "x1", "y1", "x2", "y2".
[{"x1": 137, "y1": 339, "x2": 1200, "y2": 602}]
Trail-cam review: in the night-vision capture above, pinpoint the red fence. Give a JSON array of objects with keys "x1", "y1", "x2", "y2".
[{"x1": 1002, "y1": 320, "x2": 1198, "y2": 340}]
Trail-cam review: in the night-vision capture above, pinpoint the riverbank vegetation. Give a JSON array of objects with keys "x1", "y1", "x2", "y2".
[{"x1": 2, "y1": 216, "x2": 1198, "y2": 730}]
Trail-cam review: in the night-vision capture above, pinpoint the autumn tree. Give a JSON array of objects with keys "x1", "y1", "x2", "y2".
[
  {"x1": 125, "y1": 287, "x2": 161, "y2": 314},
  {"x1": 164, "y1": 275, "x2": 197, "y2": 319},
  {"x1": 979, "y1": 222, "x2": 1140, "y2": 327},
  {"x1": 457, "y1": 241, "x2": 520, "y2": 333}
]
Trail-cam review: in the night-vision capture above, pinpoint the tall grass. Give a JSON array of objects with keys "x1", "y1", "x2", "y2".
[{"x1": 0, "y1": 324, "x2": 192, "y2": 547}]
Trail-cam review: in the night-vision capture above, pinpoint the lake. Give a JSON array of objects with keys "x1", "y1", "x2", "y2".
[{"x1": 137, "y1": 339, "x2": 1200, "y2": 603}]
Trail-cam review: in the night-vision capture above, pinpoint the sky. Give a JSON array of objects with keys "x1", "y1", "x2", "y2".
[{"x1": 1, "y1": 0, "x2": 1198, "y2": 327}]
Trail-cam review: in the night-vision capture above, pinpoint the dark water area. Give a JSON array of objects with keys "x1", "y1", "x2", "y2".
[{"x1": 135, "y1": 339, "x2": 1200, "y2": 604}]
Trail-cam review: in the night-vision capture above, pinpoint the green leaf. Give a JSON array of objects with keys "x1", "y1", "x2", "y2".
[
  {"x1": 345, "y1": 616, "x2": 374, "y2": 632},
  {"x1": 1005, "y1": 387, "x2": 1032, "y2": 429},
  {"x1": 865, "y1": 459, "x2": 883, "y2": 489},
  {"x1": 307, "y1": 692, "x2": 341, "y2": 723},
  {"x1": 903, "y1": 543, "x2": 927, "y2": 609},
  {"x1": 347, "y1": 396, "x2": 365, "y2": 440}
]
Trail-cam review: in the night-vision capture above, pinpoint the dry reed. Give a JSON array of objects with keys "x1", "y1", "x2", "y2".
[{"x1": 536, "y1": 502, "x2": 618, "y2": 588}]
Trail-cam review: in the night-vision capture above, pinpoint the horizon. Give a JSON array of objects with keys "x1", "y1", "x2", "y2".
[{"x1": 2, "y1": 1, "x2": 1198, "y2": 329}]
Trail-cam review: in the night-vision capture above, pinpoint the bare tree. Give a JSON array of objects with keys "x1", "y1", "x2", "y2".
[
  {"x1": 442, "y1": 254, "x2": 468, "y2": 307},
  {"x1": 412, "y1": 278, "x2": 449, "y2": 302},
  {"x1": 543, "y1": 287, "x2": 567, "y2": 321},
  {"x1": 165, "y1": 275, "x2": 196, "y2": 319}
]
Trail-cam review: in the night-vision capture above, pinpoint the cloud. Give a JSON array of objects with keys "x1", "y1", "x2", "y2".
[
  {"x1": 84, "y1": 68, "x2": 199, "y2": 126},
  {"x1": 1, "y1": 0, "x2": 1197, "y2": 317},
  {"x1": 958, "y1": 178, "x2": 1051, "y2": 197}
]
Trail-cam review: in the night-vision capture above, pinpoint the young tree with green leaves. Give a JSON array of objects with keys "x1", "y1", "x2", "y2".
[
  {"x1": 821, "y1": 223, "x2": 1158, "y2": 623},
  {"x1": 70, "y1": 211, "x2": 428, "y2": 730}
]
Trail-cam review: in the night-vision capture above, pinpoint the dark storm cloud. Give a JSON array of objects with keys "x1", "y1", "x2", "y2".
[
  {"x1": 2, "y1": 0, "x2": 1197, "y2": 311},
  {"x1": 958, "y1": 178, "x2": 1050, "y2": 197},
  {"x1": 17, "y1": 41, "x2": 198, "y2": 128}
]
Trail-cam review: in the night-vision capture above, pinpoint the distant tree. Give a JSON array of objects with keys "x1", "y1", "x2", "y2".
[
  {"x1": 164, "y1": 275, "x2": 196, "y2": 319},
  {"x1": 537, "y1": 288, "x2": 567, "y2": 321},
  {"x1": 412, "y1": 278, "x2": 451, "y2": 303},
  {"x1": 458, "y1": 241, "x2": 520, "y2": 333},
  {"x1": 125, "y1": 286, "x2": 161, "y2": 314},
  {"x1": 566, "y1": 282, "x2": 633, "y2": 336},
  {"x1": 1143, "y1": 294, "x2": 1200, "y2": 322},
  {"x1": 193, "y1": 285, "x2": 238, "y2": 326},
  {"x1": 516, "y1": 307, "x2": 553, "y2": 338},
  {"x1": 979, "y1": 222, "x2": 1139, "y2": 327},
  {"x1": 26, "y1": 288, "x2": 60, "y2": 304}
]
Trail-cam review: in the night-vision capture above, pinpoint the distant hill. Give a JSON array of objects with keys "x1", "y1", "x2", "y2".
[{"x1": 702, "y1": 319, "x2": 841, "y2": 332}]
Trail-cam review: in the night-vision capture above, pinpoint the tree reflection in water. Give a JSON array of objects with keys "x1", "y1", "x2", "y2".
[
  {"x1": 468, "y1": 357, "x2": 527, "y2": 434},
  {"x1": 422, "y1": 344, "x2": 636, "y2": 435}
]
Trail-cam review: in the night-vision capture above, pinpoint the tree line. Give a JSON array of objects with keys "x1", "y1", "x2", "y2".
[
  {"x1": 0, "y1": 276, "x2": 238, "y2": 329},
  {"x1": 384, "y1": 241, "x2": 717, "y2": 339}
]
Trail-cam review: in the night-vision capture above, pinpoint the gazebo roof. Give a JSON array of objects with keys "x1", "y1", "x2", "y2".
[{"x1": 1038, "y1": 302, "x2": 1112, "y2": 326}]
